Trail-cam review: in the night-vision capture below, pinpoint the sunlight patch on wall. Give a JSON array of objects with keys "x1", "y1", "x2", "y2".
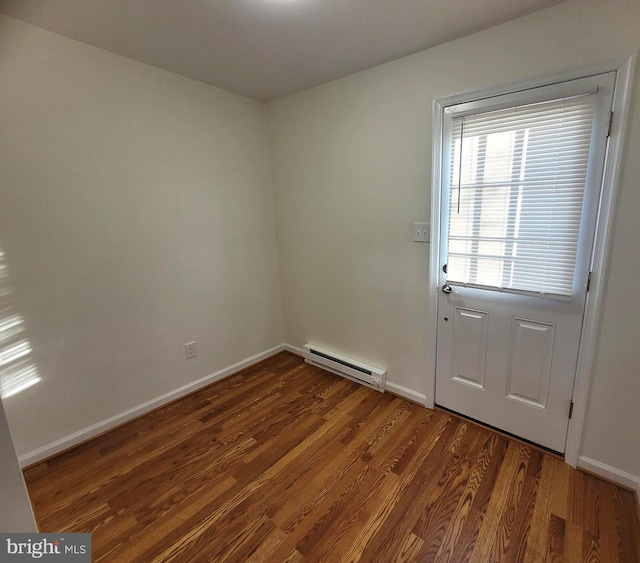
[{"x1": 0, "y1": 248, "x2": 41, "y2": 399}]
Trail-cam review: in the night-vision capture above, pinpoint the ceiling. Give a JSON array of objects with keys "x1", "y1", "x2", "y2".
[{"x1": 0, "y1": 0, "x2": 566, "y2": 101}]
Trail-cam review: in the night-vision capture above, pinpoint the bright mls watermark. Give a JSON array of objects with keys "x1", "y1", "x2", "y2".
[{"x1": 0, "y1": 534, "x2": 90, "y2": 562}]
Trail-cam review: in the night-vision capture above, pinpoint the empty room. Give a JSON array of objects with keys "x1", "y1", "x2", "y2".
[{"x1": 0, "y1": 0, "x2": 639, "y2": 561}]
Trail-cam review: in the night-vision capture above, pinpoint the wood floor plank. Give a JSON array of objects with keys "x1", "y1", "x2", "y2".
[
  {"x1": 469, "y1": 441, "x2": 528, "y2": 563},
  {"x1": 524, "y1": 454, "x2": 557, "y2": 562},
  {"x1": 503, "y1": 449, "x2": 544, "y2": 561},
  {"x1": 545, "y1": 513, "x2": 566, "y2": 562},
  {"x1": 244, "y1": 526, "x2": 288, "y2": 562},
  {"x1": 565, "y1": 520, "x2": 585, "y2": 562},
  {"x1": 396, "y1": 533, "x2": 424, "y2": 562},
  {"x1": 22, "y1": 351, "x2": 640, "y2": 562},
  {"x1": 569, "y1": 468, "x2": 587, "y2": 530},
  {"x1": 584, "y1": 530, "x2": 602, "y2": 562},
  {"x1": 597, "y1": 479, "x2": 619, "y2": 562},
  {"x1": 488, "y1": 444, "x2": 536, "y2": 560},
  {"x1": 551, "y1": 456, "x2": 571, "y2": 521},
  {"x1": 617, "y1": 487, "x2": 640, "y2": 562}
]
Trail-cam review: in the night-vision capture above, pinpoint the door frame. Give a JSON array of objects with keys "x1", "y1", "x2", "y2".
[{"x1": 426, "y1": 54, "x2": 636, "y2": 467}]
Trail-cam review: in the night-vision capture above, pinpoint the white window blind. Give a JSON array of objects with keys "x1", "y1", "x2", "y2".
[{"x1": 446, "y1": 93, "x2": 596, "y2": 298}]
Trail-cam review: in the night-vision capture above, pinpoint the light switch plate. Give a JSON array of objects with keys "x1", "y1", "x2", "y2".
[{"x1": 413, "y1": 222, "x2": 430, "y2": 243}]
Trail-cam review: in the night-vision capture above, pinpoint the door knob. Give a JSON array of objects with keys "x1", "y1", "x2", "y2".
[{"x1": 442, "y1": 284, "x2": 454, "y2": 294}]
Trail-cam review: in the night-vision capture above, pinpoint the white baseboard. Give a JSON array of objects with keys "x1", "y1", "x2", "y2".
[
  {"x1": 283, "y1": 343, "x2": 305, "y2": 356},
  {"x1": 578, "y1": 455, "x2": 640, "y2": 496},
  {"x1": 385, "y1": 381, "x2": 428, "y2": 406},
  {"x1": 18, "y1": 344, "x2": 285, "y2": 467}
]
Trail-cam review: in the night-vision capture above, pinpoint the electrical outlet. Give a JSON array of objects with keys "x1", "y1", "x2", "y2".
[
  {"x1": 185, "y1": 341, "x2": 198, "y2": 360},
  {"x1": 413, "y1": 222, "x2": 430, "y2": 243}
]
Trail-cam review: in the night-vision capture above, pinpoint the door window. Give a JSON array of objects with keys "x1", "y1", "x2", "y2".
[{"x1": 446, "y1": 94, "x2": 597, "y2": 299}]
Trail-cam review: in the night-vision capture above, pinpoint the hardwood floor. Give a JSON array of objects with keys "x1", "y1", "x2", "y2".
[{"x1": 24, "y1": 352, "x2": 640, "y2": 562}]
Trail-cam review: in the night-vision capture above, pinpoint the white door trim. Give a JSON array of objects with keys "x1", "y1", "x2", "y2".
[{"x1": 427, "y1": 54, "x2": 636, "y2": 467}]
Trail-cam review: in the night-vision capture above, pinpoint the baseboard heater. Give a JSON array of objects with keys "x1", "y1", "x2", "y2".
[{"x1": 303, "y1": 344, "x2": 386, "y2": 392}]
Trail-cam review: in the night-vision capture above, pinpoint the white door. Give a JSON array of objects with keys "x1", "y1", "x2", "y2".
[{"x1": 435, "y1": 73, "x2": 615, "y2": 453}]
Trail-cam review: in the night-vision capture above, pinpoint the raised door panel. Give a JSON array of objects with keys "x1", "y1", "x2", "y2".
[
  {"x1": 506, "y1": 317, "x2": 556, "y2": 409},
  {"x1": 452, "y1": 307, "x2": 489, "y2": 389}
]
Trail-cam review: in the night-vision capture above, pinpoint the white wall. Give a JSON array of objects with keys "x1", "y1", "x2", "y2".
[
  {"x1": 0, "y1": 399, "x2": 37, "y2": 532},
  {"x1": 268, "y1": 0, "x2": 640, "y2": 479},
  {"x1": 0, "y1": 15, "x2": 284, "y2": 457}
]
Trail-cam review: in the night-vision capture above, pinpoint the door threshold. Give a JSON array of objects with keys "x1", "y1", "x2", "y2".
[{"x1": 435, "y1": 404, "x2": 564, "y2": 460}]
